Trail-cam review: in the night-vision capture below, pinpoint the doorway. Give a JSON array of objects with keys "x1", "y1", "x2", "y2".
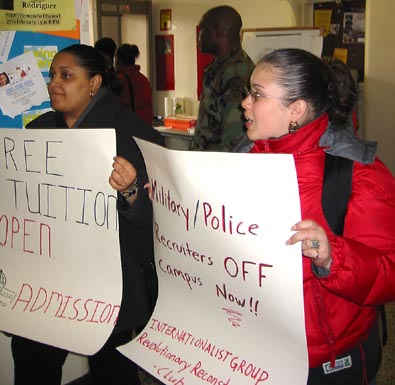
[{"x1": 96, "y1": 0, "x2": 152, "y2": 79}]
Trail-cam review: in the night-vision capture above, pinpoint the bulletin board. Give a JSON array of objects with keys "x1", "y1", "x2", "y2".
[
  {"x1": 241, "y1": 27, "x2": 323, "y2": 65},
  {"x1": 0, "y1": 32, "x2": 79, "y2": 128},
  {"x1": 0, "y1": 0, "x2": 88, "y2": 129},
  {"x1": 314, "y1": 0, "x2": 365, "y2": 81}
]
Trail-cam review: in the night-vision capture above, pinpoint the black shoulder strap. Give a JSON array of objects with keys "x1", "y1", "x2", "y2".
[
  {"x1": 321, "y1": 153, "x2": 387, "y2": 346},
  {"x1": 322, "y1": 153, "x2": 353, "y2": 236}
]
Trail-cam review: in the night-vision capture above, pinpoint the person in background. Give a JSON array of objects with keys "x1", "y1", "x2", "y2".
[
  {"x1": 115, "y1": 43, "x2": 153, "y2": 124},
  {"x1": 10, "y1": 44, "x2": 164, "y2": 385},
  {"x1": 94, "y1": 37, "x2": 116, "y2": 69},
  {"x1": 240, "y1": 48, "x2": 395, "y2": 385},
  {"x1": 94, "y1": 37, "x2": 122, "y2": 96},
  {"x1": 190, "y1": 5, "x2": 254, "y2": 152}
]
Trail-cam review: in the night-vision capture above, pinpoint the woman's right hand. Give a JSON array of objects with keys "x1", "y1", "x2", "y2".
[{"x1": 109, "y1": 156, "x2": 138, "y2": 201}]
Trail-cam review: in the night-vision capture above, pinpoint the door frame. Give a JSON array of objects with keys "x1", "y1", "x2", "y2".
[{"x1": 95, "y1": 0, "x2": 153, "y2": 81}]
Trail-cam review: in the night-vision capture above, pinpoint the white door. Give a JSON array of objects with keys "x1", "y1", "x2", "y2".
[
  {"x1": 121, "y1": 14, "x2": 149, "y2": 79},
  {"x1": 101, "y1": 15, "x2": 120, "y2": 48}
]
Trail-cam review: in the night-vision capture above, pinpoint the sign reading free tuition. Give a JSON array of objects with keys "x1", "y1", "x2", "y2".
[{"x1": 0, "y1": 128, "x2": 122, "y2": 355}]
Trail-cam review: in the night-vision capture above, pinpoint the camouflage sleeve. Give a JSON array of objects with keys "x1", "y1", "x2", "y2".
[
  {"x1": 211, "y1": 61, "x2": 253, "y2": 152},
  {"x1": 191, "y1": 53, "x2": 254, "y2": 152},
  {"x1": 191, "y1": 88, "x2": 243, "y2": 152},
  {"x1": 218, "y1": 76, "x2": 248, "y2": 151}
]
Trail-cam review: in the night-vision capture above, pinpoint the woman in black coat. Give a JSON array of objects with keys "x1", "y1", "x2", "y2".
[{"x1": 11, "y1": 44, "x2": 164, "y2": 385}]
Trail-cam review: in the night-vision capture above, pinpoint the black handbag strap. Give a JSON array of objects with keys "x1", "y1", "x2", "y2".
[{"x1": 322, "y1": 153, "x2": 353, "y2": 236}]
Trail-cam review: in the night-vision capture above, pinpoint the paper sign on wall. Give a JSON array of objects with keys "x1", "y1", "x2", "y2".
[
  {"x1": 242, "y1": 28, "x2": 323, "y2": 64},
  {"x1": 0, "y1": 0, "x2": 76, "y2": 32},
  {"x1": 0, "y1": 51, "x2": 48, "y2": 118},
  {"x1": 119, "y1": 140, "x2": 308, "y2": 385}
]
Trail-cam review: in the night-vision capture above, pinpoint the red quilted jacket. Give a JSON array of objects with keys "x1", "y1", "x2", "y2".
[{"x1": 250, "y1": 113, "x2": 395, "y2": 367}]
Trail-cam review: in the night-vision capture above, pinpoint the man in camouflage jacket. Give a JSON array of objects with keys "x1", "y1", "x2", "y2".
[{"x1": 191, "y1": 5, "x2": 255, "y2": 152}]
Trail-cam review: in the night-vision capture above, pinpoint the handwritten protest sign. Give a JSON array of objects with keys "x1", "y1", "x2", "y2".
[
  {"x1": 0, "y1": 128, "x2": 122, "y2": 355},
  {"x1": 119, "y1": 140, "x2": 308, "y2": 385}
]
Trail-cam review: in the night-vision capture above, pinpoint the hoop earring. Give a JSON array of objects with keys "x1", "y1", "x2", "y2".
[{"x1": 288, "y1": 121, "x2": 299, "y2": 133}]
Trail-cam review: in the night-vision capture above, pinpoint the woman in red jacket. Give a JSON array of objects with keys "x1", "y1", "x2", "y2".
[
  {"x1": 241, "y1": 48, "x2": 395, "y2": 385},
  {"x1": 115, "y1": 43, "x2": 153, "y2": 124}
]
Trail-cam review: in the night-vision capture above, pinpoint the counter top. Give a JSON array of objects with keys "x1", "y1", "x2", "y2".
[{"x1": 154, "y1": 126, "x2": 194, "y2": 137}]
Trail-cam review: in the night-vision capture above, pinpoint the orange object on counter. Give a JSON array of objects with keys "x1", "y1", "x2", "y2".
[{"x1": 164, "y1": 115, "x2": 197, "y2": 130}]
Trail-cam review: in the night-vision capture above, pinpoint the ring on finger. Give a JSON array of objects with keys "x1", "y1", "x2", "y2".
[{"x1": 309, "y1": 237, "x2": 320, "y2": 250}]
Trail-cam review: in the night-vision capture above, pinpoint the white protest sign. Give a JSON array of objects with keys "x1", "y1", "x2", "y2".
[
  {"x1": 119, "y1": 140, "x2": 308, "y2": 385},
  {"x1": 0, "y1": 128, "x2": 122, "y2": 355}
]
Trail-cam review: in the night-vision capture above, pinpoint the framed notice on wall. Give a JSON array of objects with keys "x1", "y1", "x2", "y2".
[{"x1": 160, "y1": 9, "x2": 171, "y2": 31}]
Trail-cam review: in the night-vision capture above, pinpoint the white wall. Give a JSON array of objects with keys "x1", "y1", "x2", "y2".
[
  {"x1": 365, "y1": 0, "x2": 395, "y2": 175},
  {"x1": 121, "y1": 14, "x2": 149, "y2": 77}
]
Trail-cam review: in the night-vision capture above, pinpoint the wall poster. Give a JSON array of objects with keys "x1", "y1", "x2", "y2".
[{"x1": 0, "y1": 0, "x2": 84, "y2": 129}]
